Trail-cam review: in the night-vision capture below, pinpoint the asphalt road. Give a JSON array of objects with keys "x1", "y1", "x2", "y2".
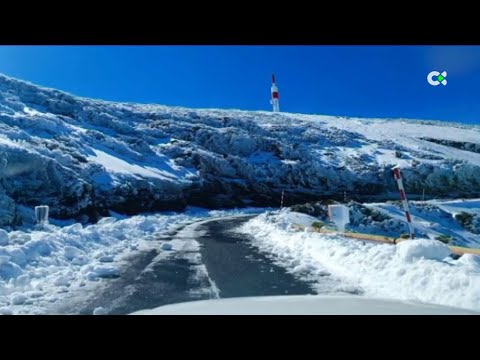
[{"x1": 53, "y1": 215, "x2": 316, "y2": 315}]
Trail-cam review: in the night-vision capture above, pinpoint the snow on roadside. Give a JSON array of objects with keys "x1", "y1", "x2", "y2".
[
  {"x1": 0, "y1": 207, "x2": 265, "y2": 314},
  {"x1": 239, "y1": 210, "x2": 480, "y2": 312}
]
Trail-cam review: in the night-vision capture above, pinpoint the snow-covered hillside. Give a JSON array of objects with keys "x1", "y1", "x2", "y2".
[{"x1": 1, "y1": 73, "x2": 480, "y2": 227}]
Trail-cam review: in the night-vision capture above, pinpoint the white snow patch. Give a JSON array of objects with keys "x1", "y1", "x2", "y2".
[
  {"x1": 396, "y1": 239, "x2": 451, "y2": 262},
  {"x1": 457, "y1": 254, "x2": 480, "y2": 269},
  {"x1": 99, "y1": 255, "x2": 114, "y2": 263},
  {"x1": 64, "y1": 246, "x2": 85, "y2": 261},
  {"x1": 87, "y1": 149, "x2": 182, "y2": 181},
  {"x1": 161, "y1": 243, "x2": 173, "y2": 251},
  {"x1": 87, "y1": 266, "x2": 120, "y2": 280},
  {"x1": 0, "y1": 307, "x2": 13, "y2": 315},
  {"x1": 10, "y1": 293, "x2": 28, "y2": 305},
  {"x1": 0, "y1": 230, "x2": 9, "y2": 246},
  {"x1": 93, "y1": 307, "x2": 108, "y2": 315},
  {"x1": 53, "y1": 276, "x2": 70, "y2": 287},
  {"x1": 276, "y1": 209, "x2": 318, "y2": 228}
]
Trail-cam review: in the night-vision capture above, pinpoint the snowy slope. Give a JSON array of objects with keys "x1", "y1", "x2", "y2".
[
  {"x1": 365, "y1": 199, "x2": 480, "y2": 247},
  {"x1": 1, "y1": 73, "x2": 480, "y2": 227}
]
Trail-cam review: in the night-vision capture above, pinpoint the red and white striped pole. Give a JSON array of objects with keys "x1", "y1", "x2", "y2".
[
  {"x1": 271, "y1": 74, "x2": 280, "y2": 112},
  {"x1": 392, "y1": 165, "x2": 415, "y2": 239}
]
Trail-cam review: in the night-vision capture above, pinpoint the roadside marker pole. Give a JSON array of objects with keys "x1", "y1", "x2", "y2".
[{"x1": 392, "y1": 166, "x2": 415, "y2": 239}]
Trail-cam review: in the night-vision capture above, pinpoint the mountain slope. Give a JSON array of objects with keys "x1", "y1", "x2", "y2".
[{"x1": 0, "y1": 73, "x2": 479, "y2": 226}]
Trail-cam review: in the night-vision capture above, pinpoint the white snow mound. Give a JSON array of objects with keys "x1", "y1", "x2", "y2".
[{"x1": 396, "y1": 239, "x2": 452, "y2": 262}]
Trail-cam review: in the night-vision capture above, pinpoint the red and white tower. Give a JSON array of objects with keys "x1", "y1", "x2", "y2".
[{"x1": 270, "y1": 74, "x2": 280, "y2": 112}]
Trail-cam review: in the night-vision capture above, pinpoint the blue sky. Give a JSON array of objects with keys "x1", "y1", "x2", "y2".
[{"x1": 0, "y1": 45, "x2": 479, "y2": 124}]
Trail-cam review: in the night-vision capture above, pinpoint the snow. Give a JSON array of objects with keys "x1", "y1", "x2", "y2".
[
  {"x1": 130, "y1": 295, "x2": 477, "y2": 315},
  {"x1": 0, "y1": 207, "x2": 264, "y2": 314},
  {"x1": 396, "y1": 239, "x2": 451, "y2": 262},
  {"x1": 0, "y1": 307, "x2": 13, "y2": 315},
  {"x1": 98, "y1": 255, "x2": 114, "y2": 263},
  {"x1": 53, "y1": 276, "x2": 70, "y2": 287},
  {"x1": 274, "y1": 209, "x2": 318, "y2": 228},
  {"x1": 161, "y1": 243, "x2": 173, "y2": 251},
  {"x1": 239, "y1": 210, "x2": 480, "y2": 312},
  {"x1": 10, "y1": 293, "x2": 28, "y2": 305},
  {"x1": 435, "y1": 199, "x2": 480, "y2": 217},
  {"x1": 365, "y1": 199, "x2": 480, "y2": 247},
  {"x1": 0, "y1": 230, "x2": 8, "y2": 246},
  {"x1": 0, "y1": 73, "x2": 480, "y2": 226},
  {"x1": 0, "y1": 73, "x2": 479, "y2": 313},
  {"x1": 93, "y1": 307, "x2": 107, "y2": 315},
  {"x1": 87, "y1": 148, "x2": 181, "y2": 181},
  {"x1": 87, "y1": 266, "x2": 120, "y2": 280},
  {"x1": 457, "y1": 254, "x2": 480, "y2": 269}
]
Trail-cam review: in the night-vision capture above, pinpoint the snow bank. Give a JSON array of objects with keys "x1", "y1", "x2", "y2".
[
  {"x1": 396, "y1": 239, "x2": 451, "y2": 262},
  {"x1": 0, "y1": 207, "x2": 264, "y2": 314},
  {"x1": 93, "y1": 307, "x2": 107, "y2": 315},
  {"x1": 273, "y1": 209, "x2": 318, "y2": 228},
  {"x1": 239, "y1": 210, "x2": 480, "y2": 312}
]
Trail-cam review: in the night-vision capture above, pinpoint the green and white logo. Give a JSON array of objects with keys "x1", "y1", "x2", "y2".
[{"x1": 427, "y1": 71, "x2": 447, "y2": 86}]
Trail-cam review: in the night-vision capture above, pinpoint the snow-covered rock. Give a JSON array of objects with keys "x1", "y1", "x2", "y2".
[
  {"x1": 87, "y1": 266, "x2": 120, "y2": 280},
  {"x1": 456, "y1": 253, "x2": 480, "y2": 269},
  {"x1": 0, "y1": 73, "x2": 480, "y2": 224},
  {"x1": 161, "y1": 243, "x2": 173, "y2": 251},
  {"x1": 0, "y1": 261, "x2": 23, "y2": 280},
  {"x1": 93, "y1": 307, "x2": 107, "y2": 315},
  {"x1": 98, "y1": 255, "x2": 114, "y2": 263},
  {"x1": 53, "y1": 276, "x2": 70, "y2": 287},
  {"x1": 0, "y1": 230, "x2": 9, "y2": 246},
  {"x1": 0, "y1": 307, "x2": 13, "y2": 315},
  {"x1": 64, "y1": 246, "x2": 85, "y2": 261},
  {"x1": 10, "y1": 293, "x2": 28, "y2": 305}
]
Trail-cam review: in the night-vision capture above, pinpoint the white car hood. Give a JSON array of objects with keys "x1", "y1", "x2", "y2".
[{"x1": 130, "y1": 295, "x2": 478, "y2": 315}]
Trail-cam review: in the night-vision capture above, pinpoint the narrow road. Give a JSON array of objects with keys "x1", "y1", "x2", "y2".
[
  {"x1": 53, "y1": 215, "x2": 316, "y2": 315},
  {"x1": 195, "y1": 217, "x2": 315, "y2": 298}
]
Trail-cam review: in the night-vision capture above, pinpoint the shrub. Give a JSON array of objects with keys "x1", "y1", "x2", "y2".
[
  {"x1": 455, "y1": 212, "x2": 474, "y2": 228},
  {"x1": 435, "y1": 234, "x2": 453, "y2": 244}
]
